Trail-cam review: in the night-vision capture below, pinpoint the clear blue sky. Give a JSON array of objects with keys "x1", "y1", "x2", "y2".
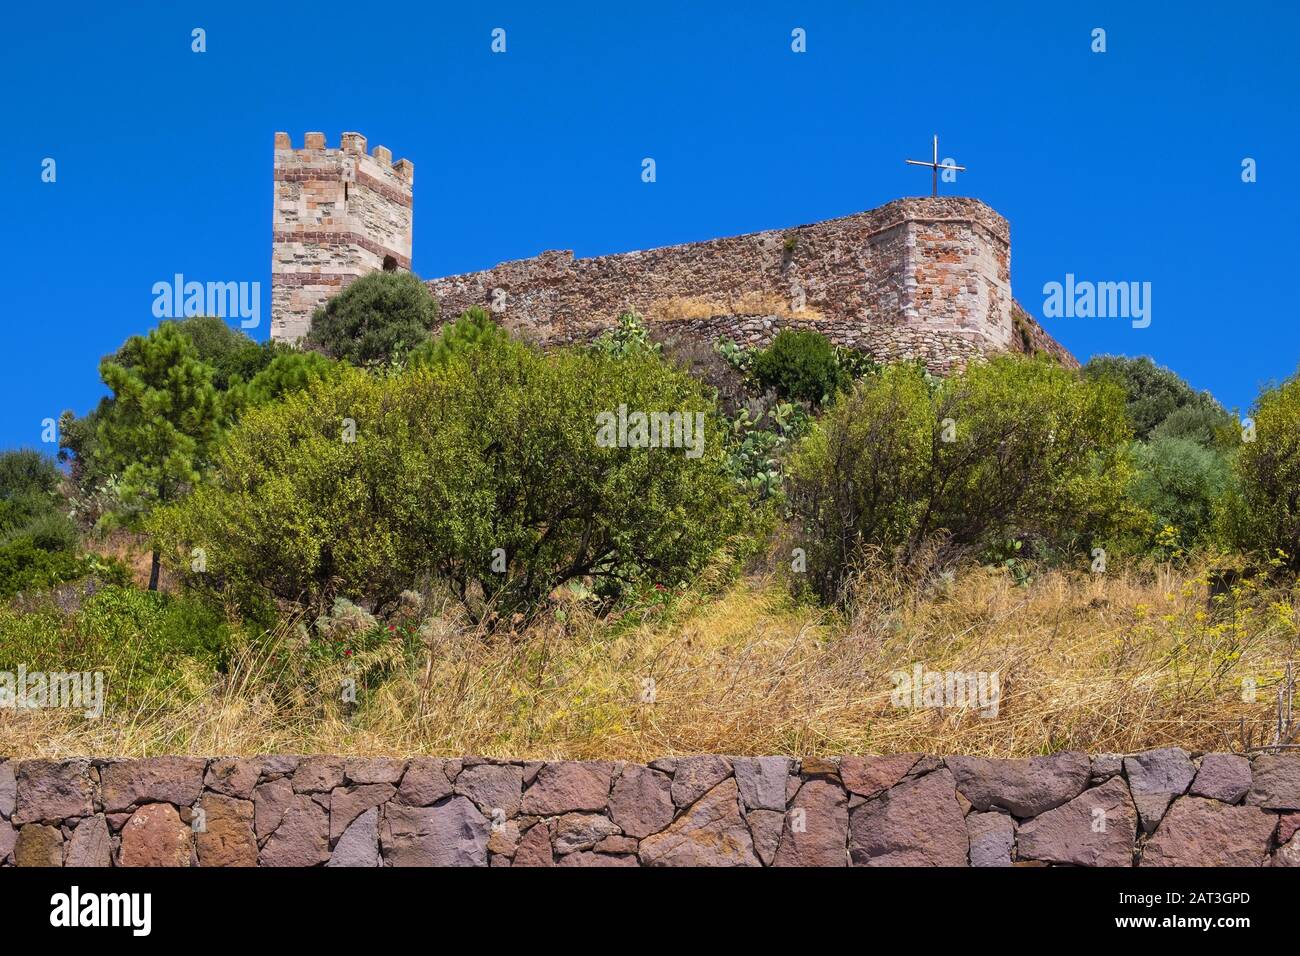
[{"x1": 3, "y1": 1, "x2": 1296, "y2": 453}]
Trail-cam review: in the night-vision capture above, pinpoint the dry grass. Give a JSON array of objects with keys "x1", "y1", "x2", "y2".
[
  {"x1": 4, "y1": 562, "x2": 1296, "y2": 759},
  {"x1": 646, "y1": 293, "x2": 825, "y2": 324}
]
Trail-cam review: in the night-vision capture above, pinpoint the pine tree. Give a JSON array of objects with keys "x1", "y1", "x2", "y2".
[{"x1": 96, "y1": 325, "x2": 224, "y2": 589}]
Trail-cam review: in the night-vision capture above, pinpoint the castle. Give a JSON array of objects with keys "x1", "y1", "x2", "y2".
[{"x1": 271, "y1": 132, "x2": 1073, "y2": 370}]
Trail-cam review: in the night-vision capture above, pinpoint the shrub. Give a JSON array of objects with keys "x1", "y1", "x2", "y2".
[
  {"x1": 0, "y1": 449, "x2": 61, "y2": 501},
  {"x1": 751, "y1": 329, "x2": 847, "y2": 406},
  {"x1": 652, "y1": 334, "x2": 750, "y2": 417},
  {"x1": 232, "y1": 350, "x2": 341, "y2": 408},
  {"x1": 0, "y1": 539, "x2": 84, "y2": 598},
  {"x1": 150, "y1": 337, "x2": 754, "y2": 618},
  {"x1": 0, "y1": 450, "x2": 68, "y2": 540},
  {"x1": 1149, "y1": 403, "x2": 1237, "y2": 450},
  {"x1": 1083, "y1": 355, "x2": 1223, "y2": 440},
  {"x1": 11, "y1": 511, "x2": 78, "y2": 553},
  {"x1": 0, "y1": 449, "x2": 84, "y2": 593},
  {"x1": 1221, "y1": 374, "x2": 1300, "y2": 570},
  {"x1": 0, "y1": 585, "x2": 231, "y2": 706},
  {"x1": 789, "y1": 356, "x2": 1133, "y2": 601},
  {"x1": 1130, "y1": 436, "x2": 1233, "y2": 556},
  {"x1": 305, "y1": 271, "x2": 437, "y2": 366},
  {"x1": 407, "y1": 306, "x2": 509, "y2": 368}
]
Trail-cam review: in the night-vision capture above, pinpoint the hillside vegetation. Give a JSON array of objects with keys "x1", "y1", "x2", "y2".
[{"x1": 2, "y1": 275, "x2": 1296, "y2": 757}]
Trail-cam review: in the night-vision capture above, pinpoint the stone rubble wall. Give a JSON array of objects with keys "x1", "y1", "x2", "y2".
[
  {"x1": 423, "y1": 196, "x2": 1075, "y2": 373},
  {"x1": 2, "y1": 751, "x2": 1296, "y2": 867}
]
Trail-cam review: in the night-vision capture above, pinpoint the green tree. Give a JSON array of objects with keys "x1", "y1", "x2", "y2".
[
  {"x1": 306, "y1": 271, "x2": 438, "y2": 367},
  {"x1": 789, "y1": 356, "x2": 1133, "y2": 602},
  {"x1": 151, "y1": 337, "x2": 754, "y2": 619},
  {"x1": 1149, "y1": 402, "x2": 1237, "y2": 451},
  {"x1": 1083, "y1": 355, "x2": 1223, "y2": 440},
  {"x1": 407, "y1": 306, "x2": 509, "y2": 368},
  {"x1": 228, "y1": 350, "x2": 341, "y2": 409},
  {"x1": 61, "y1": 318, "x2": 284, "y2": 495},
  {"x1": 0, "y1": 450, "x2": 84, "y2": 595},
  {"x1": 58, "y1": 401, "x2": 111, "y2": 491},
  {"x1": 96, "y1": 325, "x2": 225, "y2": 589},
  {"x1": 1220, "y1": 373, "x2": 1300, "y2": 571},
  {"x1": 1130, "y1": 436, "x2": 1233, "y2": 555}
]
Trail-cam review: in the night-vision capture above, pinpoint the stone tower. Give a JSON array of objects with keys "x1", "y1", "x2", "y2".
[{"x1": 271, "y1": 131, "x2": 414, "y2": 341}]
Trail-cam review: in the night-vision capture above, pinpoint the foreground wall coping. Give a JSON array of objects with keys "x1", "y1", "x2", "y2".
[{"x1": 1, "y1": 752, "x2": 1297, "y2": 867}]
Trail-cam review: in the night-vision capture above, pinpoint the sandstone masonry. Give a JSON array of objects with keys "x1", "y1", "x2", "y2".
[
  {"x1": 267, "y1": 133, "x2": 1072, "y2": 371},
  {"x1": 271, "y1": 132, "x2": 414, "y2": 342},
  {"x1": 2, "y1": 751, "x2": 1295, "y2": 867}
]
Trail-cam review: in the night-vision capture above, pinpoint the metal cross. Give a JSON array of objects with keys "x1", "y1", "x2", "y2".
[{"x1": 905, "y1": 135, "x2": 966, "y2": 196}]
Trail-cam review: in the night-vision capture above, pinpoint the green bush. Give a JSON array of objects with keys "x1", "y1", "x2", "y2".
[
  {"x1": 408, "y1": 306, "x2": 509, "y2": 368},
  {"x1": 0, "y1": 449, "x2": 85, "y2": 594},
  {"x1": 0, "y1": 450, "x2": 68, "y2": 541},
  {"x1": 1149, "y1": 403, "x2": 1237, "y2": 450},
  {"x1": 150, "y1": 336, "x2": 754, "y2": 618},
  {"x1": 305, "y1": 271, "x2": 437, "y2": 367},
  {"x1": 590, "y1": 311, "x2": 662, "y2": 359},
  {"x1": 751, "y1": 329, "x2": 847, "y2": 406},
  {"x1": 0, "y1": 585, "x2": 230, "y2": 706},
  {"x1": 0, "y1": 449, "x2": 61, "y2": 500},
  {"x1": 232, "y1": 350, "x2": 341, "y2": 408},
  {"x1": 789, "y1": 356, "x2": 1133, "y2": 601},
  {"x1": 0, "y1": 539, "x2": 84, "y2": 598},
  {"x1": 1083, "y1": 355, "x2": 1224, "y2": 441},
  {"x1": 1130, "y1": 436, "x2": 1233, "y2": 556},
  {"x1": 1221, "y1": 374, "x2": 1300, "y2": 570},
  {"x1": 11, "y1": 511, "x2": 78, "y2": 553}
]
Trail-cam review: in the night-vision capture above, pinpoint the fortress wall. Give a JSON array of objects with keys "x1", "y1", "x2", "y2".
[
  {"x1": 2, "y1": 751, "x2": 1294, "y2": 866},
  {"x1": 424, "y1": 197, "x2": 1035, "y2": 372}
]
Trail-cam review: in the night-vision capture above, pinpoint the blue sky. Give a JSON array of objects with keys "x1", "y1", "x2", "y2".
[{"x1": 3, "y1": 1, "x2": 1296, "y2": 453}]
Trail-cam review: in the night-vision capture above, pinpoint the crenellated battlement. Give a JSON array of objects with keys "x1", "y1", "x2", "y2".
[{"x1": 273, "y1": 130, "x2": 414, "y2": 182}]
